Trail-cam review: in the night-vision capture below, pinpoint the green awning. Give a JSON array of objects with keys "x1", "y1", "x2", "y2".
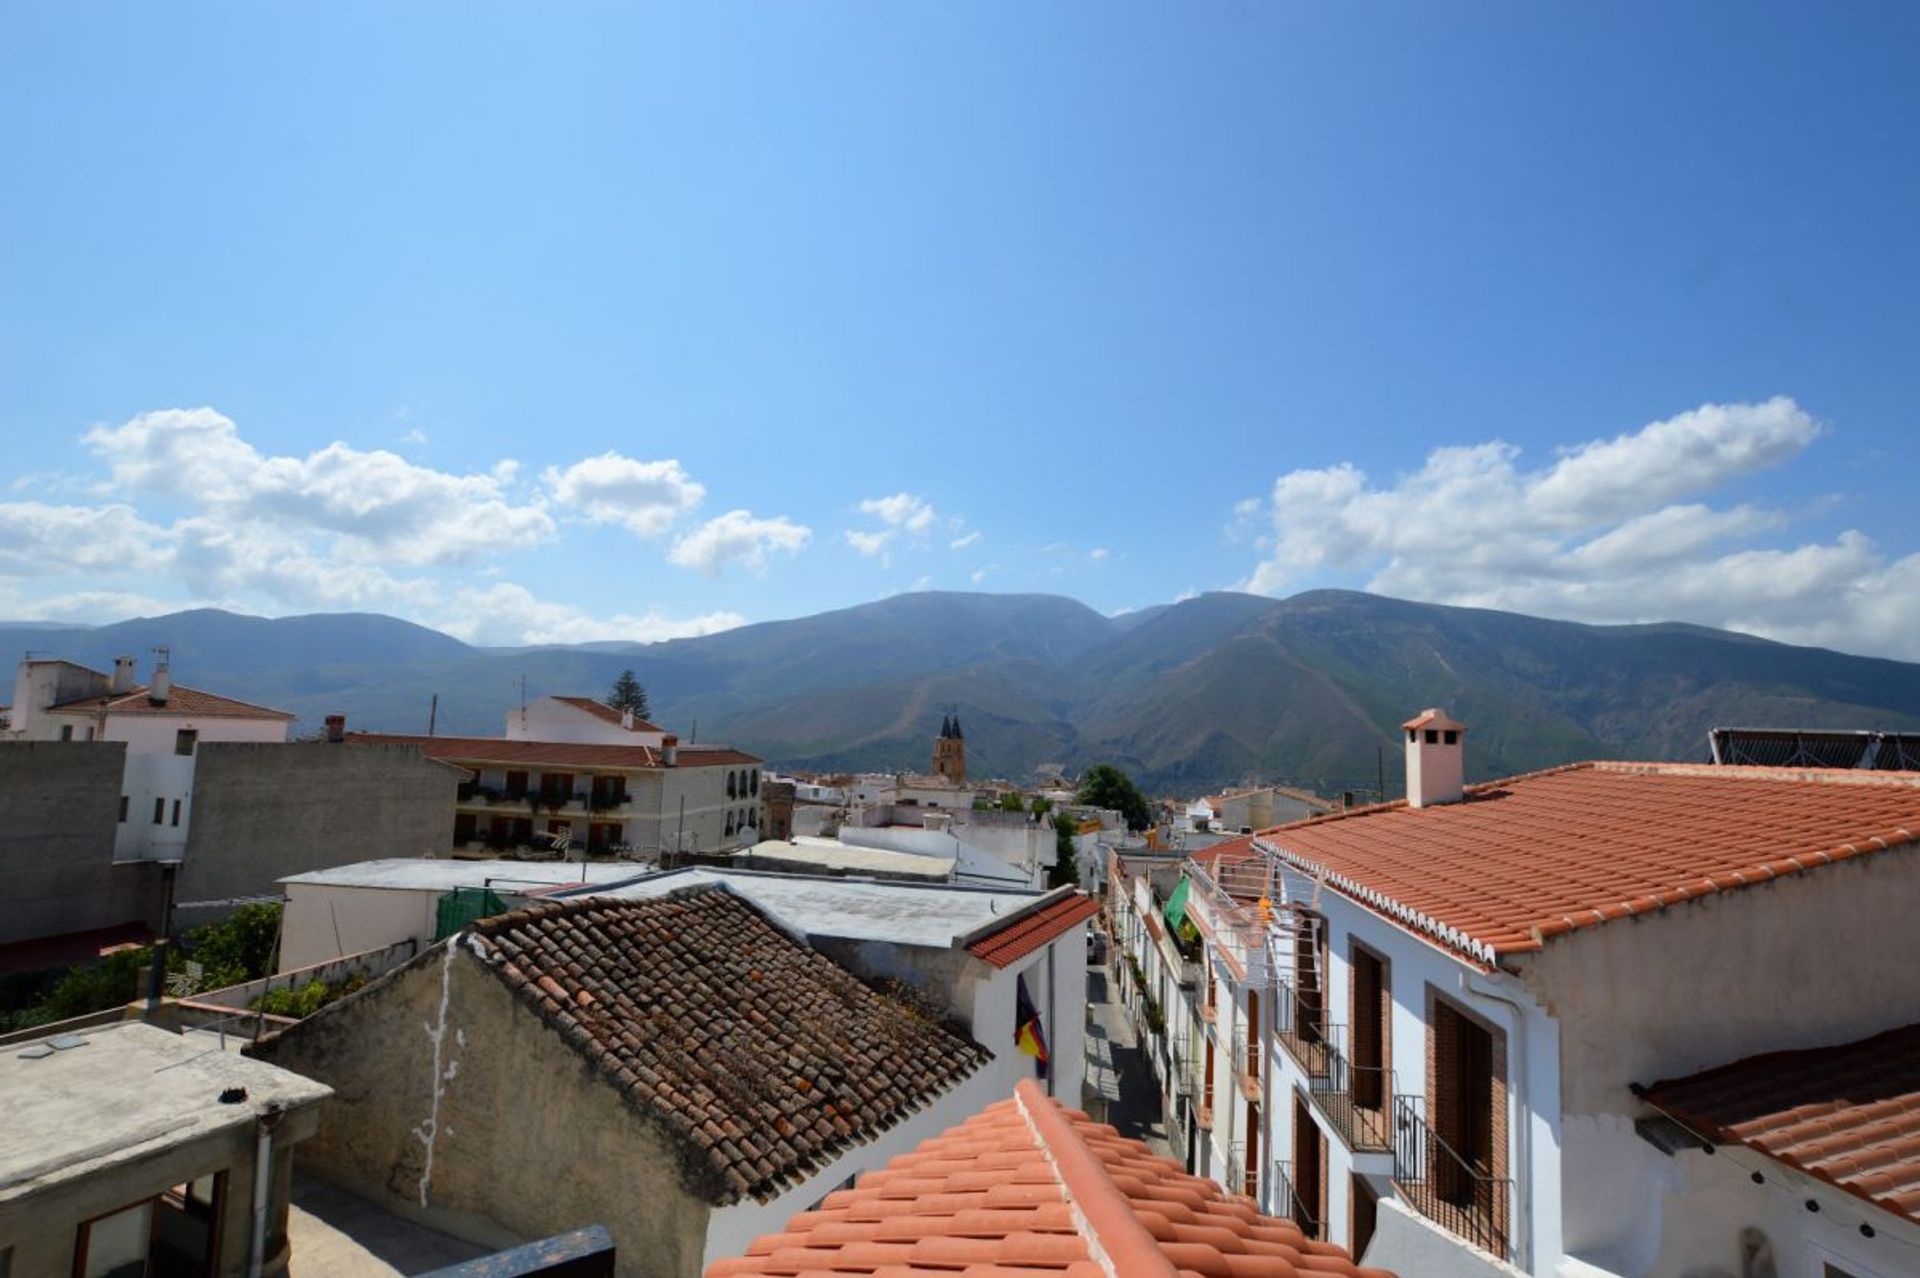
[{"x1": 1163, "y1": 878, "x2": 1190, "y2": 930}]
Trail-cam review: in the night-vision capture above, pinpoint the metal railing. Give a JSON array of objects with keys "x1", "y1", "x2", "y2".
[
  {"x1": 1276, "y1": 997, "x2": 1334, "y2": 1081},
  {"x1": 1225, "y1": 1140, "x2": 1257, "y2": 1200},
  {"x1": 1273, "y1": 1160, "x2": 1320, "y2": 1238},
  {"x1": 1229, "y1": 1019, "x2": 1261, "y2": 1099},
  {"x1": 1392, "y1": 1094, "x2": 1512, "y2": 1261},
  {"x1": 1302, "y1": 1024, "x2": 1395, "y2": 1152},
  {"x1": 1172, "y1": 1039, "x2": 1196, "y2": 1097}
]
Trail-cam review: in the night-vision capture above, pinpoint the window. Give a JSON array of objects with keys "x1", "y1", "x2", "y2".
[
  {"x1": 60, "y1": 724, "x2": 74, "y2": 741},
  {"x1": 750, "y1": 770, "x2": 760, "y2": 796},
  {"x1": 174, "y1": 728, "x2": 198, "y2": 756},
  {"x1": 85, "y1": 726, "x2": 95, "y2": 740},
  {"x1": 1431, "y1": 995, "x2": 1500, "y2": 1211},
  {"x1": 1293, "y1": 912, "x2": 1326, "y2": 1044},
  {"x1": 1350, "y1": 945, "x2": 1388, "y2": 1113},
  {"x1": 118, "y1": 795, "x2": 129, "y2": 823},
  {"x1": 152, "y1": 797, "x2": 166, "y2": 825},
  {"x1": 727, "y1": 771, "x2": 738, "y2": 799},
  {"x1": 505, "y1": 770, "x2": 529, "y2": 799},
  {"x1": 1292, "y1": 1093, "x2": 1324, "y2": 1238},
  {"x1": 1424, "y1": 729, "x2": 1438, "y2": 744},
  {"x1": 170, "y1": 800, "x2": 181, "y2": 827},
  {"x1": 1443, "y1": 729, "x2": 1458, "y2": 745}
]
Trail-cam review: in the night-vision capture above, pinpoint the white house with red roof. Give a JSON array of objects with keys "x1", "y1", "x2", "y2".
[
  {"x1": 1130, "y1": 708, "x2": 1920, "y2": 1278},
  {"x1": 7, "y1": 654, "x2": 293, "y2": 861},
  {"x1": 504, "y1": 694, "x2": 671, "y2": 747}
]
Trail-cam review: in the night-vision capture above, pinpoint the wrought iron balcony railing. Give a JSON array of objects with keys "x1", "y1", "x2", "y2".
[
  {"x1": 1224, "y1": 1140, "x2": 1258, "y2": 1201},
  {"x1": 1273, "y1": 1160, "x2": 1320, "y2": 1239},
  {"x1": 1302, "y1": 1024, "x2": 1395, "y2": 1152},
  {"x1": 1391, "y1": 1093, "x2": 1513, "y2": 1262}
]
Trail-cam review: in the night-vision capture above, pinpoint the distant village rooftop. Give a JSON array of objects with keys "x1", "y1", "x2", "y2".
[
  {"x1": 279, "y1": 857, "x2": 647, "y2": 894},
  {"x1": 1222, "y1": 759, "x2": 1920, "y2": 963},
  {"x1": 349, "y1": 732, "x2": 761, "y2": 769}
]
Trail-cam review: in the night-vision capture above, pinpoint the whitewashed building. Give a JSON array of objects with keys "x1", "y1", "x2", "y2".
[{"x1": 1169, "y1": 709, "x2": 1920, "y2": 1278}]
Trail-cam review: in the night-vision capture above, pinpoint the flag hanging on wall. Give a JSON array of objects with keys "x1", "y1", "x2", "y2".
[{"x1": 1014, "y1": 973, "x2": 1049, "y2": 1078}]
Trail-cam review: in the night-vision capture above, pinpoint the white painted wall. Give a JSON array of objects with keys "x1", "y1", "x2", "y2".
[
  {"x1": 281, "y1": 883, "x2": 441, "y2": 972},
  {"x1": 113, "y1": 751, "x2": 196, "y2": 861},
  {"x1": 504, "y1": 696, "x2": 668, "y2": 747}
]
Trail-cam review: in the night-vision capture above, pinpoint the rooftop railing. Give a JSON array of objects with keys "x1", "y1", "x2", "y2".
[{"x1": 1392, "y1": 1093, "x2": 1512, "y2": 1262}]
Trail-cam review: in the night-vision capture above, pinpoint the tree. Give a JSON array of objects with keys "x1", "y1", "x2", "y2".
[
  {"x1": 1076, "y1": 763, "x2": 1152, "y2": 831},
  {"x1": 605, "y1": 669, "x2": 650, "y2": 720},
  {"x1": 997, "y1": 791, "x2": 1028, "y2": 813},
  {"x1": 183, "y1": 903, "x2": 283, "y2": 989},
  {"x1": 1029, "y1": 795, "x2": 1053, "y2": 817},
  {"x1": 1049, "y1": 812, "x2": 1081, "y2": 889}
]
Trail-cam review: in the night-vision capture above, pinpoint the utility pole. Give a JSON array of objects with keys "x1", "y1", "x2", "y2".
[
  {"x1": 1376, "y1": 746, "x2": 1385, "y2": 805},
  {"x1": 427, "y1": 694, "x2": 438, "y2": 737}
]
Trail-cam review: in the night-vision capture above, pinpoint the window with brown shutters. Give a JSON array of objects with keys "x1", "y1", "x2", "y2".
[
  {"x1": 1292, "y1": 910, "x2": 1326, "y2": 1044},
  {"x1": 1431, "y1": 997, "x2": 1497, "y2": 1206},
  {"x1": 1351, "y1": 1174, "x2": 1378, "y2": 1257},
  {"x1": 1350, "y1": 945, "x2": 1387, "y2": 1112},
  {"x1": 1291, "y1": 1092, "x2": 1325, "y2": 1238}
]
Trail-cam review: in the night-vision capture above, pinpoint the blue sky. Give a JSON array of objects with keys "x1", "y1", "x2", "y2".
[{"x1": 3, "y1": 3, "x2": 1918, "y2": 656}]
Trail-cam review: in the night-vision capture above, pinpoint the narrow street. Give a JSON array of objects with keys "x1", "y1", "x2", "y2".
[{"x1": 1086, "y1": 945, "x2": 1173, "y2": 1159}]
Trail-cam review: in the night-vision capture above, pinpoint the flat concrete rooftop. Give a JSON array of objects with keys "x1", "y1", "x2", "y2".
[
  {"x1": 0, "y1": 1022, "x2": 332, "y2": 1202},
  {"x1": 279, "y1": 857, "x2": 650, "y2": 893},
  {"x1": 745, "y1": 838, "x2": 955, "y2": 880},
  {"x1": 566, "y1": 867, "x2": 1041, "y2": 949}
]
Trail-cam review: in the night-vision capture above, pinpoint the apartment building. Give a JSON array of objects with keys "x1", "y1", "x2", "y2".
[
  {"x1": 6, "y1": 655, "x2": 293, "y2": 861},
  {"x1": 1122, "y1": 709, "x2": 1920, "y2": 1278},
  {"x1": 357, "y1": 694, "x2": 763, "y2": 857}
]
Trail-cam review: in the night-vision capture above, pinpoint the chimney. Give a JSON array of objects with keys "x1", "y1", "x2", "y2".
[
  {"x1": 1403, "y1": 708, "x2": 1466, "y2": 809},
  {"x1": 324, "y1": 714, "x2": 346, "y2": 744},
  {"x1": 621, "y1": 707, "x2": 634, "y2": 731},
  {"x1": 148, "y1": 660, "x2": 172, "y2": 706},
  {"x1": 112, "y1": 656, "x2": 137, "y2": 694},
  {"x1": 660, "y1": 734, "x2": 678, "y2": 767}
]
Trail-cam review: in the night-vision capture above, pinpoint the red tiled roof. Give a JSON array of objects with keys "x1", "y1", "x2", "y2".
[
  {"x1": 48, "y1": 684, "x2": 294, "y2": 720},
  {"x1": 964, "y1": 891, "x2": 1102, "y2": 968},
  {"x1": 1401, "y1": 707, "x2": 1465, "y2": 732},
  {"x1": 1641, "y1": 1023, "x2": 1920, "y2": 1223},
  {"x1": 350, "y1": 733, "x2": 761, "y2": 770},
  {"x1": 470, "y1": 888, "x2": 988, "y2": 1204},
  {"x1": 1253, "y1": 761, "x2": 1920, "y2": 961},
  {"x1": 708, "y1": 1079, "x2": 1391, "y2": 1278},
  {"x1": 551, "y1": 695, "x2": 665, "y2": 734}
]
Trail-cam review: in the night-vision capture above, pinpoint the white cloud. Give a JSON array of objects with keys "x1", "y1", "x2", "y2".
[
  {"x1": 845, "y1": 529, "x2": 894, "y2": 560},
  {"x1": 0, "y1": 502, "x2": 175, "y2": 576},
  {"x1": 1240, "y1": 396, "x2": 1920, "y2": 658},
  {"x1": 669, "y1": 510, "x2": 811, "y2": 577},
  {"x1": 543, "y1": 453, "x2": 705, "y2": 537},
  {"x1": 950, "y1": 530, "x2": 981, "y2": 550},
  {"x1": 435, "y1": 583, "x2": 744, "y2": 646},
  {"x1": 970, "y1": 565, "x2": 995, "y2": 584},
  {"x1": 859, "y1": 492, "x2": 937, "y2": 533},
  {"x1": 1089, "y1": 547, "x2": 1110, "y2": 561},
  {"x1": 84, "y1": 408, "x2": 554, "y2": 565}
]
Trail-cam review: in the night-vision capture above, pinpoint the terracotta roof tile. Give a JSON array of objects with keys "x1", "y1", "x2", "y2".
[
  {"x1": 965, "y1": 892, "x2": 1102, "y2": 968},
  {"x1": 1245, "y1": 762, "x2": 1920, "y2": 959},
  {"x1": 48, "y1": 684, "x2": 294, "y2": 720},
  {"x1": 552, "y1": 695, "x2": 666, "y2": 733},
  {"x1": 707, "y1": 1079, "x2": 1392, "y2": 1278},
  {"x1": 468, "y1": 888, "x2": 988, "y2": 1204},
  {"x1": 351, "y1": 733, "x2": 761, "y2": 770},
  {"x1": 1641, "y1": 1023, "x2": 1920, "y2": 1223}
]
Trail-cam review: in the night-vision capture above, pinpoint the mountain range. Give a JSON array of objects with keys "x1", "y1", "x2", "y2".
[{"x1": 6, "y1": 590, "x2": 1919, "y2": 796}]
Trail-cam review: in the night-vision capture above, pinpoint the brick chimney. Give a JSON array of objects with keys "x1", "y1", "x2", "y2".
[
  {"x1": 1403, "y1": 708, "x2": 1466, "y2": 808},
  {"x1": 324, "y1": 714, "x2": 346, "y2": 744}
]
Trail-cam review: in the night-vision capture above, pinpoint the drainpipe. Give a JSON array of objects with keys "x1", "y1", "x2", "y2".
[
  {"x1": 249, "y1": 1105, "x2": 286, "y2": 1278},
  {"x1": 1464, "y1": 971, "x2": 1532, "y2": 1273}
]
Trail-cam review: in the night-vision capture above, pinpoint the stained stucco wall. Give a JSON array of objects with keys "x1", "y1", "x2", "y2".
[
  {"x1": 254, "y1": 941, "x2": 713, "y2": 1278},
  {"x1": 174, "y1": 742, "x2": 458, "y2": 924},
  {"x1": 0, "y1": 740, "x2": 163, "y2": 945},
  {"x1": 1509, "y1": 842, "x2": 1920, "y2": 1276}
]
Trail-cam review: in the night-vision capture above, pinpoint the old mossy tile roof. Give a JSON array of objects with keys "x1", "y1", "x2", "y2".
[
  {"x1": 707, "y1": 1079, "x2": 1394, "y2": 1278},
  {"x1": 468, "y1": 888, "x2": 988, "y2": 1204},
  {"x1": 1642, "y1": 1023, "x2": 1920, "y2": 1223}
]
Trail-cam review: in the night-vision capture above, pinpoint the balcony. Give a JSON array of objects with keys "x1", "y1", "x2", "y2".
[
  {"x1": 1273, "y1": 1160, "x2": 1320, "y2": 1239},
  {"x1": 1224, "y1": 1140, "x2": 1257, "y2": 1201},
  {"x1": 1300, "y1": 1024, "x2": 1394, "y2": 1153},
  {"x1": 1391, "y1": 1094, "x2": 1512, "y2": 1262},
  {"x1": 1274, "y1": 986, "x2": 1334, "y2": 1082},
  {"x1": 1171, "y1": 1039, "x2": 1197, "y2": 1098},
  {"x1": 1229, "y1": 1020, "x2": 1261, "y2": 1102}
]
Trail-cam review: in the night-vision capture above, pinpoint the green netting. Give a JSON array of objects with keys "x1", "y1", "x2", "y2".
[
  {"x1": 434, "y1": 887, "x2": 507, "y2": 940},
  {"x1": 1163, "y1": 878, "x2": 1190, "y2": 929}
]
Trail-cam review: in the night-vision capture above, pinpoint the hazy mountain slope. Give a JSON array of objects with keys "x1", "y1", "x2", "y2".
[{"x1": 5, "y1": 590, "x2": 1919, "y2": 793}]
